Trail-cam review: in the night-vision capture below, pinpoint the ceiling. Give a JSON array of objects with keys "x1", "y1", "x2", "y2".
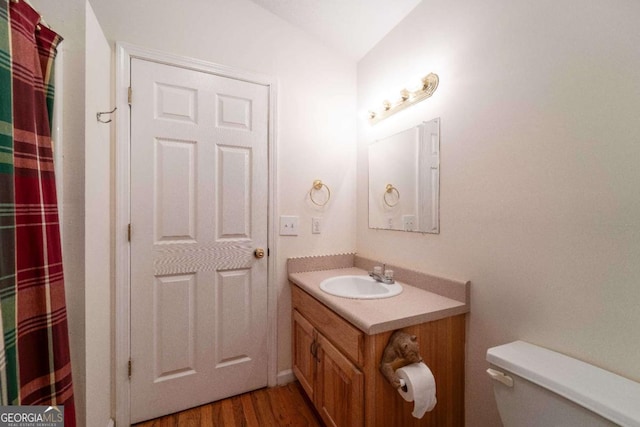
[{"x1": 248, "y1": 0, "x2": 422, "y2": 60}]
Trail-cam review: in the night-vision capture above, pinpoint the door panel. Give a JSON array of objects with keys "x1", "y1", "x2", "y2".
[
  {"x1": 130, "y1": 58, "x2": 269, "y2": 423},
  {"x1": 154, "y1": 274, "x2": 196, "y2": 380},
  {"x1": 155, "y1": 138, "x2": 196, "y2": 241},
  {"x1": 216, "y1": 269, "x2": 253, "y2": 366},
  {"x1": 217, "y1": 94, "x2": 253, "y2": 130},
  {"x1": 217, "y1": 145, "x2": 251, "y2": 238}
]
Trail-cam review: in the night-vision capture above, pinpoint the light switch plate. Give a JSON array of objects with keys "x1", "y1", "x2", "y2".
[
  {"x1": 280, "y1": 215, "x2": 299, "y2": 236},
  {"x1": 312, "y1": 217, "x2": 321, "y2": 234}
]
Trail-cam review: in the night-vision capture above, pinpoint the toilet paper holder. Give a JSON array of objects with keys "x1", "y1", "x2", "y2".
[{"x1": 379, "y1": 330, "x2": 424, "y2": 390}]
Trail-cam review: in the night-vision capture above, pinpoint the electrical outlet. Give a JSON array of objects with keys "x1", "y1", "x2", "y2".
[
  {"x1": 312, "y1": 217, "x2": 322, "y2": 234},
  {"x1": 403, "y1": 215, "x2": 416, "y2": 231},
  {"x1": 279, "y1": 215, "x2": 299, "y2": 236}
]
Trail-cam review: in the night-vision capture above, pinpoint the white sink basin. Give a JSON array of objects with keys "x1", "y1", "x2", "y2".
[{"x1": 319, "y1": 275, "x2": 403, "y2": 299}]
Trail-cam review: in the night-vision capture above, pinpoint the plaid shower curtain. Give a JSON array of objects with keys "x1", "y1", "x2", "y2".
[{"x1": 0, "y1": 0, "x2": 75, "y2": 424}]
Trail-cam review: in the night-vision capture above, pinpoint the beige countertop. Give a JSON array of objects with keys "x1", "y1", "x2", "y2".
[{"x1": 289, "y1": 267, "x2": 469, "y2": 335}]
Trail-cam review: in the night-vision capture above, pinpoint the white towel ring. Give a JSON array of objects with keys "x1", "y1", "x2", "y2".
[
  {"x1": 383, "y1": 184, "x2": 400, "y2": 207},
  {"x1": 310, "y1": 180, "x2": 331, "y2": 207}
]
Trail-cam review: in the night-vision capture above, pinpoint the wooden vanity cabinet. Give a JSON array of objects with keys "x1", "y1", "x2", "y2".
[
  {"x1": 292, "y1": 310, "x2": 317, "y2": 400},
  {"x1": 292, "y1": 284, "x2": 465, "y2": 427},
  {"x1": 292, "y1": 287, "x2": 365, "y2": 427},
  {"x1": 315, "y1": 333, "x2": 364, "y2": 427}
]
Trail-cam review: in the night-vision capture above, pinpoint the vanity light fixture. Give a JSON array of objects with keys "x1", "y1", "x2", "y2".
[{"x1": 368, "y1": 73, "x2": 439, "y2": 125}]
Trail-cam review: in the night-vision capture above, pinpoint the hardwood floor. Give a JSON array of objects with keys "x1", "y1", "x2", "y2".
[{"x1": 133, "y1": 382, "x2": 324, "y2": 427}]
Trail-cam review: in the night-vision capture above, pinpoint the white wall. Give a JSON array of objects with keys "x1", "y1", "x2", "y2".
[
  {"x1": 357, "y1": 0, "x2": 640, "y2": 425},
  {"x1": 84, "y1": 3, "x2": 112, "y2": 426}
]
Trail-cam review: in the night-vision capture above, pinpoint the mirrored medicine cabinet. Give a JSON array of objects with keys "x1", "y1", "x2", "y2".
[{"x1": 368, "y1": 118, "x2": 440, "y2": 233}]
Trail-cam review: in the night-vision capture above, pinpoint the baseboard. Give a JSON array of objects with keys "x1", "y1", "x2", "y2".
[{"x1": 276, "y1": 369, "x2": 295, "y2": 385}]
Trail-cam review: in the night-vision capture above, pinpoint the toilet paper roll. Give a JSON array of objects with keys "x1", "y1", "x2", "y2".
[{"x1": 396, "y1": 362, "x2": 437, "y2": 419}]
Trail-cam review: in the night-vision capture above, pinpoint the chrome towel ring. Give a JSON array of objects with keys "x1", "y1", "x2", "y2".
[
  {"x1": 383, "y1": 184, "x2": 400, "y2": 207},
  {"x1": 310, "y1": 180, "x2": 331, "y2": 207}
]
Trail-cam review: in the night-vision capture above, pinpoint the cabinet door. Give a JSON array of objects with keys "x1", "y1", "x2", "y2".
[
  {"x1": 292, "y1": 310, "x2": 317, "y2": 400},
  {"x1": 316, "y1": 334, "x2": 364, "y2": 427}
]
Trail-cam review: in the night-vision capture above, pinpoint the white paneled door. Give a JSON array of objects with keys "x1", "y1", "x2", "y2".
[{"x1": 129, "y1": 58, "x2": 269, "y2": 423}]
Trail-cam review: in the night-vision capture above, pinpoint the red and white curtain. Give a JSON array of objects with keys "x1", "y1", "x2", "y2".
[{"x1": 0, "y1": 0, "x2": 74, "y2": 424}]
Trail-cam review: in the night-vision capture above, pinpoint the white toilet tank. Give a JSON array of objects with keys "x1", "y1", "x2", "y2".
[{"x1": 486, "y1": 341, "x2": 640, "y2": 427}]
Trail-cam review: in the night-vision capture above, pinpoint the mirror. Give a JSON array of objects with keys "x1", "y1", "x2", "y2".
[{"x1": 368, "y1": 118, "x2": 440, "y2": 233}]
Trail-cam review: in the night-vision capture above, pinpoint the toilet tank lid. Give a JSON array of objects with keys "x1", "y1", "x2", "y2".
[{"x1": 487, "y1": 341, "x2": 640, "y2": 427}]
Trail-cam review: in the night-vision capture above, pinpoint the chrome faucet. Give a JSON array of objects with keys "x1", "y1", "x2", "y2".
[{"x1": 369, "y1": 263, "x2": 395, "y2": 284}]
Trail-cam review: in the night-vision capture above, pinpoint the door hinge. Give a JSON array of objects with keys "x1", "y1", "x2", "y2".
[
  {"x1": 267, "y1": 248, "x2": 270, "y2": 257},
  {"x1": 128, "y1": 87, "x2": 132, "y2": 105},
  {"x1": 127, "y1": 224, "x2": 132, "y2": 242},
  {"x1": 128, "y1": 359, "x2": 132, "y2": 379}
]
